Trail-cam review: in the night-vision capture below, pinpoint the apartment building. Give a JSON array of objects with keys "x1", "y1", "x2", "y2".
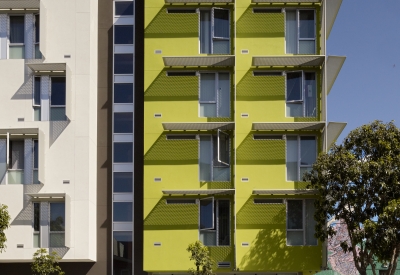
[
  {"x1": 144, "y1": 0, "x2": 345, "y2": 274},
  {"x1": 0, "y1": 0, "x2": 144, "y2": 274}
]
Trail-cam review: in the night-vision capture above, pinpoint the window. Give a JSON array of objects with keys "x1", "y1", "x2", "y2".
[
  {"x1": 50, "y1": 77, "x2": 66, "y2": 121},
  {"x1": 286, "y1": 10, "x2": 316, "y2": 54},
  {"x1": 199, "y1": 130, "x2": 230, "y2": 182},
  {"x1": 114, "y1": 83, "x2": 133, "y2": 103},
  {"x1": 115, "y1": 25, "x2": 134, "y2": 45},
  {"x1": 114, "y1": 142, "x2": 133, "y2": 163},
  {"x1": 8, "y1": 140, "x2": 24, "y2": 184},
  {"x1": 34, "y1": 14, "x2": 42, "y2": 59},
  {"x1": 286, "y1": 71, "x2": 316, "y2": 117},
  {"x1": 287, "y1": 199, "x2": 317, "y2": 246},
  {"x1": 200, "y1": 9, "x2": 230, "y2": 54},
  {"x1": 33, "y1": 140, "x2": 39, "y2": 184},
  {"x1": 9, "y1": 15, "x2": 25, "y2": 59},
  {"x1": 286, "y1": 136, "x2": 316, "y2": 181},
  {"x1": 113, "y1": 202, "x2": 133, "y2": 221},
  {"x1": 33, "y1": 76, "x2": 41, "y2": 121},
  {"x1": 199, "y1": 72, "x2": 230, "y2": 118},
  {"x1": 114, "y1": 112, "x2": 133, "y2": 133},
  {"x1": 114, "y1": 172, "x2": 133, "y2": 193},
  {"x1": 50, "y1": 203, "x2": 65, "y2": 247},
  {"x1": 115, "y1": 2, "x2": 134, "y2": 16},
  {"x1": 33, "y1": 202, "x2": 40, "y2": 248},
  {"x1": 113, "y1": 231, "x2": 132, "y2": 275},
  {"x1": 114, "y1": 54, "x2": 133, "y2": 74},
  {"x1": 199, "y1": 198, "x2": 230, "y2": 246}
]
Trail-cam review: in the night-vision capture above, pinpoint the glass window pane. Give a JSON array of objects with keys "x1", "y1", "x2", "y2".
[
  {"x1": 212, "y1": 167, "x2": 230, "y2": 181},
  {"x1": 115, "y1": 25, "x2": 134, "y2": 44},
  {"x1": 50, "y1": 203, "x2": 65, "y2": 232},
  {"x1": 305, "y1": 199, "x2": 317, "y2": 245},
  {"x1": 114, "y1": 142, "x2": 133, "y2": 163},
  {"x1": 200, "y1": 103, "x2": 216, "y2": 117},
  {"x1": 304, "y1": 73, "x2": 316, "y2": 117},
  {"x1": 33, "y1": 203, "x2": 40, "y2": 231},
  {"x1": 9, "y1": 140, "x2": 24, "y2": 170},
  {"x1": 34, "y1": 107, "x2": 41, "y2": 122},
  {"x1": 287, "y1": 200, "x2": 303, "y2": 229},
  {"x1": 286, "y1": 137, "x2": 298, "y2": 181},
  {"x1": 115, "y1": 2, "x2": 134, "y2": 16},
  {"x1": 214, "y1": 9, "x2": 229, "y2": 38},
  {"x1": 33, "y1": 233, "x2": 40, "y2": 248},
  {"x1": 34, "y1": 77, "x2": 41, "y2": 106},
  {"x1": 286, "y1": 72, "x2": 302, "y2": 102},
  {"x1": 200, "y1": 199, "x2": 214, "y2": 229},
  {"x1": 300, "y1": 136, "x2": 316, "y2": 166},
  {"x1": 35, "y1": 44, "x2": 42, "y2": 59},
  {"x1": 10, "y1": 16, "x2": 24, "y2": 43},
  {"x1": 114, "y1": 112, "x2": 133, "y2": 133},
  {"x1": 33, "y1": 140, "x2": 38, "y2": 169},
  {"x1": 200, "y1": 231, "x2": 216, "y2": 246},
  {"x1": 287, "y1": 231, "x2": 304, "y2": 246},
  {"x1": 218, "y1": 200, "x2": 230, "y2": 245},
  {"x1": 9, "y1": 46, "x2": 24, "y2": 59},
  {"x1": 114, "y1": 83, "x2": 133, "y2": 103},
  {"x1": 50, "y1": 107, "x2": 66, "y2": 121},
  {"x1": 114, "y1": 172, "x2": 133, "y2": 193},
  {"x1": 113, "y1": 232, "x2": 132, "y2": 274},
  {"x1": 217, "y1": 73, "x2": 230, "y2": 117},
  {"x1": 285, "y1": 10, "x2": 297, "y2": 54},
  {"x1": 7, "y1": 170, "x2": 24, "y2": 184},
  {"x1": 213, "y1": 40, "x2": 229, "y2": 54},
  {"x1": 35, "y1": 15, "x2": 40, "y2": 43},
  {"x1": 299, "y1": 10, "x2": 315, "y2": 38},
  {"x1": 299, "y1": 40, "x2": 315, "y2": 55},
  {"x1": 113, "y1": 202, "x2": 132, "y2": 221},
  {"x1": 50, "y1": 233, "x2": 65, "y2": 247},
  {"x1": 199, "y1": 136, "x2": 212, "y2": 181},
  {"x1": 51, "y1": 77, "x2": 66, "y2": 106},
  {"x1": 217, "y1": 132, "x2": 229, "y2": 165},
  {"x1": 286, "y1": 103, "x2": 303, "y2": 117},
  {"x1": 200, "y1": 11, "x2": 211, "y2": 54},
  {"x1": 115, "y1": 54, "x2": 133, "y2": 74},
  {"x1": 200, "y1": 74, "x2": 216, "y2": 102}
]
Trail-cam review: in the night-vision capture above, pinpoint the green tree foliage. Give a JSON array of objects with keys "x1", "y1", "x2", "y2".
[
  {"x1": 0, "y1": 204, "x2": 11, "y2": 253},
  {"x1": 305, "y1": 121, "x2": 400, "y2": 275},
  {"x1": 31, "y1": 248, "x2": 65, "y2": 275},
  {"x1": 187, "y1": 241, "x2": 214, "y2": 275}
]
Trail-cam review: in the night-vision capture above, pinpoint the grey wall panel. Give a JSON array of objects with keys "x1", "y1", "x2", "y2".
[
  {"x1": 24, "y1": 139, "x2": 33, "y2": 184},
  {"x1": 0, "y1": 14, "x2": 8, "y2": 59},
  {"x1": 25, "y1": 14, "x2": 34, "y2": 59},
  {"x1": 41, "y1": 76, "x2": 50, "y2": 121},
  {"x1": 0, "y1": 139, "x2": 6, "y2": 185}
]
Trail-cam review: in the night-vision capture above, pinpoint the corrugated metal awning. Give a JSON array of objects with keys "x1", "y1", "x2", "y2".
[
  {"x1": 252, "y1": 56, "x2": 325, "y2": 67},
  {"x1": 166, "y1": 0, "x2": 232, "y2": 2},
  {"x1": 253, "y1": 0, "x2": 320, "y2": 2},
  {"x1": 327, "y1": 56, "x2": 346, "y2": 94},
  {"x1": 27, "y1": 63, "x2": 66, "y2": 73},
  {"x1": 326, "y1": 122, "x2": 346, "y2": 149},
  {"x1": 0, "y1": 128, "x2": 38, "y2": 135},
  {"x1": 252, "y1": 122, "x2": 325, "y2": 131},
  {"x1": 163, "y1": 122, "x2": 235, "y2": 131},
  {"x1": 26, "y1": 193, "x2": 66, "y2": 198},
  {"x1": 163, "y1": 56, "x2": 235, "y2": 67},
  {"x1": 326, "y1": 0, "x2": 343, "y2": 38},
  {"x1": 0, "y1": 0, "x2": 39, "y2": 9},
  {"x1": 163, "y1": 189, "x2": 235, "y2": 195},
  {"x1": 253, "y1": 189, "x2": 317, "y2": 195}
]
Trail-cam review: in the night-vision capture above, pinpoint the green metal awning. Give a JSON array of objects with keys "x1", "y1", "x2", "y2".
[
  {"x1": 252, "y1": 122, "x2": 325, "y2": 131},
  {"x1": 253, "y1": 189, "x2": 317, "y2": 195},
  {"x1": 163, "y1": 189, "x2": 235, "y2": 195},
  {"x1": 252, "y1": 56, "x2": 325, "y2": 67},
  {"x1": 326, "y1": 122, "x2": 346, "y2": 149},
  {"x1": 27, "y1": 63, "x2": 66, "y2": 73},
  {"x1": 163, "y1": 56, "x2": 235, "y2": 67},
  {"x1": 0, "y1": 0, "x2": 39, "y2": 9},
  {"x1": 166, "y1": 0, "x2": 232, "y2": 2},
  {"x1": 163, "y1": 122, "x2": 235, "y2": 131},
  {"x1": 252, "y1": 0, "x2": 320, "y2": 2},
  {"x1": 327, "y1": 56, "x2": 346, "y2": 94}
]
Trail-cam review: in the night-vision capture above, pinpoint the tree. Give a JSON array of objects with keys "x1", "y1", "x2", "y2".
[
  {"x1": 304, "y1": 121, "x2": 400, "y2": 275},
  {"x1": 187, "y1": 241, "x2": 214, "y2": 275},
  {"x1": 0, "y1": 203, "x2": 11, "y2": 253},
  {"x1": 31, "y1": 248, "x2": 65, "y2": 275}
]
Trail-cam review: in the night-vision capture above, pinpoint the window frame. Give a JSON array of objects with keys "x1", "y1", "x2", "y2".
[
  {"x1": 198, "y1": 198, "x2": 230, "y2": 247},
  {"x1": 285, "y1": 9, "x2": 316, "y2": 55},
  {"x1": 49, "y1": 76, "x2": 66, "y2": 108},
  {"x1": 199, "y1": 8, "x2": 231, "y2": 54},
  {"x1": 33, "y1": 202, "x2": 40, "y2": 248},
  {"x1": 8, "y1": 14, "x2": 25, "y2": 59},
  {"x1": 33, "y1": 76, "x2": 41, "y2": 107},
  {"x1": 285, "y1": 71, "x2": 317, "y2": 118},
  {"x1": 286, "y1": 135, "x2": 317, "y2": 182},
  {"x1": 286, "y1": 199, "x2": 317, "y2": 246},
  {"x1": 49, "y1": 202, "x2": 66, "y2": 248}
]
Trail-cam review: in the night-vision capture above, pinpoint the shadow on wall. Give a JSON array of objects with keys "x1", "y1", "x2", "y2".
[
  {"x1": 144, "y1": 197, "x2": 198, "y2": 230},
  {"x1": 144, "y1": 133, "x2": 198, "y2": 165},
  {"x1": 50, "y1": 247, "x2": 70, "y2": 258},
  {"x1": 50, "y1": 118, "x2": 70, "y2": 147},
  {"x1": 236, "y1": 133, "x2": 285, "y2": 165},
  {"x1": 236, "y1": 7, "x2": 284, "y2": 38},
  {"x1": 11, "y1": 183, "x2": 44, "y2": 226},
  {"x1": 11, "y1": 59, "x2": 44, "y2": 100},
  {"x1": 145, "y1": 7, "x2": 198, "y2": 38}
]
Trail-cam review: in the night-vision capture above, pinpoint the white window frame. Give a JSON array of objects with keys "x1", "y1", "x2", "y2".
[
  {"x1": 285, "y1": 9, "x2": 316, "y2": 54},
  {"x1": 8, "y1": 14, "x2": 25, "y2": 59},
  {"x1": 198, "y1": 198, "x2": 230, "y2": 247},
  {"x1": 286, "y1": 135, "x2": 317, "y2": 182},
  {"x1": 285, "y1": 71, "x2": 317, "y2": 118},
  {"x1": 199, "y1": 8, "x2": 230, "y2": 54},
  {"x1": 286, "y1": 199, "x2": 317, "y2": 246}
]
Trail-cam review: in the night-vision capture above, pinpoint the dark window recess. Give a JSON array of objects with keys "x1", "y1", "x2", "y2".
[
  {"x1": 51, "y1": 77, "x2": 66, "y2": 106},
  {"x1": 33, "y1": 203, "x2": 40, "y2": 231},
  {"x1": 10, "y1": 16, "x2": 24, "y2": 43},
  {"x1": 34, "y1": 77, "x2": 41, "y2": 105},
  {"x1": 218, "y1": 200, "x2": 230, "y2": 245},
  {"x1": 166, "y1": 135, "x2": 197, "y2": 140},
  {"x1": 33, "y1": 140, "x2": 39, "y2": 169},
  {"x1": 253, "y1": 135, "x2": 283, "y2": 140},
  {"x1": 113, "y1": 232, "x2": 132, "y2": 274},
  {"x1": 113, "y1": 202, "x2": 133, "y2": 221},
  {"x1": 113, "y1": 172, "x2": 133, "y2": 193},
  {"x1": 167, "y1": 9, "x2": 196, "y2": 14},
  {"x1": 254, "y1": 199, "x2": 284, "y2": 204},
  {"x1": 9, "y1": 140, "x2": 24, "y2": 169},
  {"x1": 114, "y1": 83, "x2": 133, "y2": 103},
  {"x1": 253, "y1": 71, "x2": 282, "y2": 76},
  {"x1": 115, "y1": 2, "x2": 134, "y2": 16},
  {"x1": 113, "y1": 142, "x2": 133, "y2": 163},
  {"x1": 115, "y1": 25, "x2": 134, "y2": 44},
  {"x1": 253, "y1": 9, "x2": 282, "y2": 14},
  {"x1": 50, "y1": 203, "x2": 65, "y2": 231},
  {"x1": 114, "y1": 54, "x2": 134, "y2": 74},
  {"x1": 166, "y1": 199, "x2": 196, "y2": 204},
  {"x1": 35, "y1": 14, "x2": 39, "y2": 43},
  {"x1": 167, "y1": 72, "x2": 196, "y2": 77},
  {"x1": 114, "y1": 112, "x2": 133, "y2": 133}
]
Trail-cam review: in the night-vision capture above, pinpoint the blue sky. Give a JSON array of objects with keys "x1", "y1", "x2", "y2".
[{"x1": 328, "y1": 0, "x2": 400, "y2": 143}]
